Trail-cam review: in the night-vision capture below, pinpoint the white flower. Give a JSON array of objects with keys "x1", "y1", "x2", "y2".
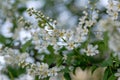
[
  {"x1": 0, "y1": 74, "x2": 10, "y2": 80},
  {"x1": 62, "y1": 54, "x2": 67, "y2": 63},
  {"x1": 15, "y1": 74, "x2": 34, "y2": 80},
  {"x1": 107, "y1": 0, "x2": 115, "y2": 10},
  {"x1": 115, "y1": 69, "x2": 120, "y2": 80},
  {"x1": 39, "y1": 63, "x2": 49, "y2": 71},
  {"x1": 40, "y1": 70, "x2": 49, "y2": 79},
  {"x1": 116, "y1": 2, "x2": 120, "y2": 11},
  {"x1": 66, "y1": 42, "x2": 75, "y2": 50},
  {"x1": 109, "y1": 11, "x2": 118, "y2": 20},
  {"x1": 49, "y1": 73, "x2": 65, "y2": 80},
  {"x1": 85, "y1": 20, "x2": 94, "y2": 27},
  {"x1": 26, "y1": 62, "x2": 64, "y2": 79},
  {"x1": 81, "y1": 27, "x2": 89, "y2": 36},
  {"x1": 109, "y1": 33, "x2": 120, "y2": 53},
  {"x1": 118, "y1": 77, "x2": 120, "y2": 80},
  {"x1": 79, "y1": 16, "x2": 86, "y2": 25},
  {"x1": 1, "y1": 48, "x2": 29, "y2": 66},
  {"x1": 82, "y1": 44, "x2": 99, "y2": 56},
  {"x1": 95, "y1": 31, "x2": 103, "y2": 40},
  {"x1": 49, "y1": 67, "x2": 60, "y2": 77}
]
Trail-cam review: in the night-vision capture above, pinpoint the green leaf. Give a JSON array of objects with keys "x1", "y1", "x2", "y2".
[
  {"x1": 90, "y1": 66, "x2": 98, "y2": 74},
  {"x1": 57, "y1": 57, "x2": 63, "y2": 67},
  {"x1": 47, "y1": 45, "x2": 54, "y2": 54},
  {"x1": 21, "y1": 40, "x2": 31, "y2": 52},
  {"x1": 64, "y1": 73, "x2": 71, "y2": 80},
  {"x1": 44, "y1": 54, "x2": 55, "y2": 65},
  {"x1": 100, "y1": 57, "x2": 113, "y2": 67},
  {"x1": 61, "y1": 67, "x2": 70, "y2": 74},
  {"x1": 103, "y1": 68, "x2": 109, "y2": 80},
  {"x1": 8, "y1": 70, "x2": 14, "y2": 80},
  {"x1": 103, "y1": 31, "x2": 109, "y2": 50},
  {"x1": 73, "y1": 67, "x2": 77, "y2": 75},
  {"x1": 0, "y1": 35, "x2": 6, "y2": 44},
  {"x1": 108, "y1": 74, "x2": 117, "y2": 80},
  {"x1": 5, "y1": 66, "x2": 26, "y2": 78},
  {"x1": 18, "y1": 7, "x2": 26, "y2": 13}
]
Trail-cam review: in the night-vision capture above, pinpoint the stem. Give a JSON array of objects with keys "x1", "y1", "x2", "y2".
[
  {"x1": 8, "y1": 70, "x2": 14, "y2": 80},
  {"x1": 35, "y1": 13, "x2": 54, "y2": 29}
]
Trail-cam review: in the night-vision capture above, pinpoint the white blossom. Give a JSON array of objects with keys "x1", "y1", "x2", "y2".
[
  {"x1": 0, "y1": 74, "x2": 10, "y2": 80},
  {"x1": 82, "y1": 44, "x2": 99, "y2": 56},
  {"x1": 15, "y1": 74, "x2": 34, "y2": 80},
  {"x1": 116, "y1": 2, "x2": 120, "y2": 11},
  {"x1": 115, "y1": 69, "x2": 120, "y2": 80}
]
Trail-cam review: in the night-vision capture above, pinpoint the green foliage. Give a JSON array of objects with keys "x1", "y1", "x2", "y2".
[
  {"x1": 0, "y1": 35, "x2": 6, "y2": 44},
  {"x1": 100, "y1": 57, "x2": 113, "y2": 67},
  {"x1": 64, "y1": 72, "x2": 71, "y2": 80},
  {"x1": 4, "y1": 66, "x2": 26, "y2": 79},
  {"x1": 90, "y1": 65, "x2": 98, "y2": 74},
  {"x1": 21, "y1": 40, "x2": 32, "y2": 52},
  {"x1": 108, "y1": 75, "x2": 117, "y2": 80},
  {"x1": 102, "y1": 67, "x2": 117, "y2": 80},
  {"x1": 103, "y1": 68, "x2": 110, "y2": 80}
]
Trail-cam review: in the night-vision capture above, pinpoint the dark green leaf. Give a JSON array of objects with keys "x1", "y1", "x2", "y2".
[
  {"x1": 64, "y1": 73, "x2": 71, "y2": 80},
  {"x1": 90, "y1": 66, "x2": 98, "y2": 74},
  {"x1": 103, "y1": 68, "x2": 109, "y2": 80},
  {"x1": 5, "y1": 66, "x2": 26, "y2": 78},
  {"x1": 47, "y1": 45, "x2": 54, "y2": 54},
  {"x1": 21, "y1": 40, "x2": 32, "y2": 52},
  {"x1": 108, "y1": 74, "x2": 117, "y2": 80},
  {"x1": 100, "y1": 57, "x2": 113, "y2": 67},
  {"x1": 57, "y1": 57, "x2": 63, "y2": 67}
]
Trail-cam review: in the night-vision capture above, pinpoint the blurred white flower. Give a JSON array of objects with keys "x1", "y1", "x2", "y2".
[
  {"x1": 1, "y1": 20, "x2": 13, "y2": 38},
  {"x1": 82, "y1": 44, "x2": 99, "y2": 56},
  {"x1": 0, "y1": 48, "x2": 29, "y2": 66},
  {"x1": 107, "y1": 10, "x2": 118, "y2": 20},
  {"x1": 116, "y1": 2, "x2": 120, "y2": 11},
  {"x1": 49, "y1": 73, "x2": 65, "y2": 80},
  {"x1": 15, "y1": 74, "x2": 34, "y2": 80},
  {"x1": 106, "y1": 0, "x2": 116, "y2": 10},
  {"x1": 0, "y1": 74, "x2": 10, "y2": 80},
  {"x1": 115, "y1": 69, "x2": 120, "y2": 80},
  {"x1": 109, "y1": 33, "x2": 120, "y2": 59},
  {"x1": 106, "y1": 0, "x2": 120, "y2": 20},
  {"x1": 49, "y1": 67, "x2": 60, "y2": 77}
]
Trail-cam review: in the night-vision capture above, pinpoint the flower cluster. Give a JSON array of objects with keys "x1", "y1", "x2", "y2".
[
  {"x1": 98, "y1": 12, "x2": 120, "y2": 59},
  {"x1": 81, "y1": 44, "x2": 99, "y2": 56},
  {"x1": 0, "y1": 47, "x2": 29, "y2": 66},
  {"x1": 0, "y1": 47, "x2": 64, "y2": 79},
  {"x1": 106, "y1": 0, "x2": 120, "y2": 20},
  {"x1": 22, "y1": 8, "x2": 97, "y2": 54},
  {"x1": 19, "y1": 61, "x2": 64, "y2": 79}
]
